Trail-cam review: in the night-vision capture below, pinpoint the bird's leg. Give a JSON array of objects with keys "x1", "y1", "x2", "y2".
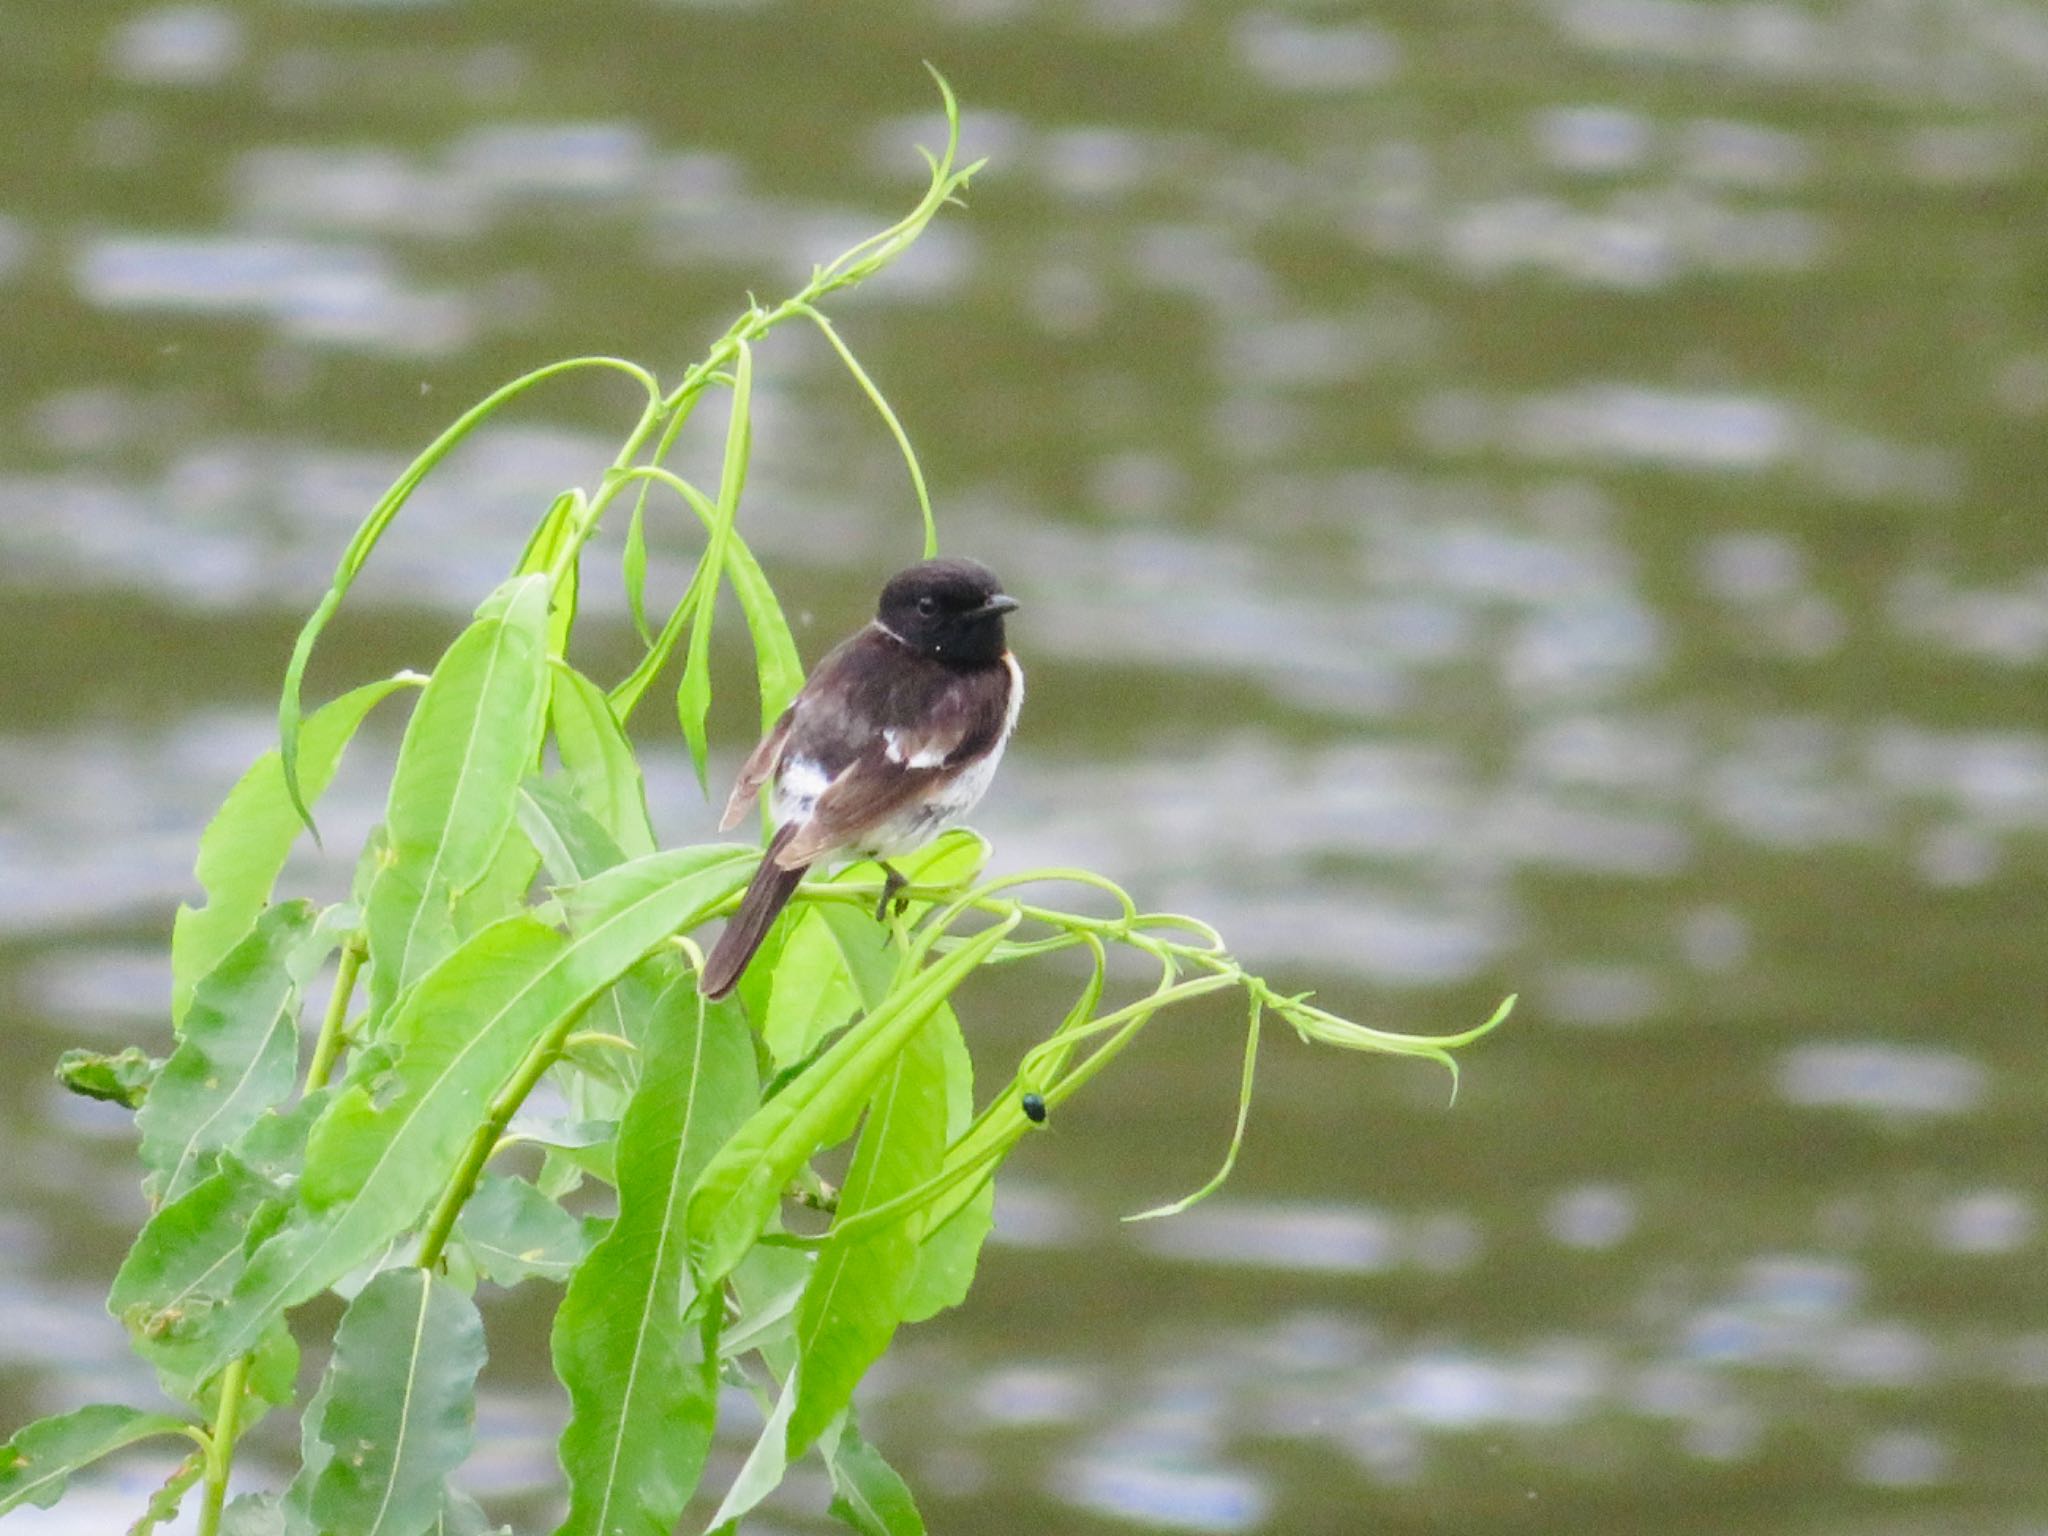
[{"x1": 874, "y1": 862, "x2": 908, "y2": 922}]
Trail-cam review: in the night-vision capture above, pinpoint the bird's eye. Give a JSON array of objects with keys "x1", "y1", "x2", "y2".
[{"x1": 916, "y1": 595, "x2": 937, "y2": 616}]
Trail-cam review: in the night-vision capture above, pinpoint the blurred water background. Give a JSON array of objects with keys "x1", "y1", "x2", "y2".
[{"x1": 3, "y1": 2, "x2": 2047, "y2": 1532}]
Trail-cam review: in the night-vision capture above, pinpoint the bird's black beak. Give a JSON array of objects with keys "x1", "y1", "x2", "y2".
[{"x1": 975, "y1": 594, "x2": 1020, "y2": 617}]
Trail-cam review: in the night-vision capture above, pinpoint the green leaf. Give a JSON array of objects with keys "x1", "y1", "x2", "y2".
[
  {"x1": 111, "y1": 1147, "x2": 289, "y2": 1346},
  {"x1": 514, "y1": 487, "x2": 583, "y2": 658},
  {"x1": 608, "y1": 473, "x2": 798, "y2": 733},
  {"x1": 761, "y1": 908, "x2": 864, "y2": 1071},
  {"x1": 456, "y1": 1175, "x2": 587, "y2": 1288},
  {"x1": 550, "y1": 664, "x2": 657, "y2": 859},
  {"x1": 787, "y1": 1009, "x2": 948, "y2": 1457},
  {"x1": 722, "y1": 1243, "x2": 811, "y2": 1375},
  {"x1": 551, "y1": 982, "x2": 757, "y2": 1536},
  {"x1": 515, "y1": 777, "x2": 627, "y2": 887},
  {"x1": 143, "y1": 848, "x2": 753, "y2": 1393},
  {"x1": 0, "y1": 1404, "x2": 199, "y2": 1514},
  {"x1": 137, "y1": 901, "x2": 314, "y2": 1204},
  {"x1": 54, "y1": 1045, "x2": 161, "y2": 1109},
  {"x1": 275, "y1": 354, "x2": 658, "y2": 828},
  {"x1": 622, "y1": 496, "x2": 653, "y2": 645},
  {"x1": 307, "y1": 1268, "x2": 487, "y2": 1536},
  {"x1": 900, "y1": 1008, "x2": 992, "y2": 1324},
  {"x1": 173, "y1": 674, "x2": 418, "y2": 1022},
  {"x1": 219, "y1": 1492, "x2": 289, "y2": 1536},
  {"x1": 129, "y1": 1449, "x2": 206, "y2": 1536},
  {"x1": 450, "y1": 822, "x2": 541, "y2": 938},
  {"x1": 766, "y1": 832, "x2": 992, "y2": 1074},
  {"x1": 827, "y1": 1423, "x2": 926, "y2": 1536},
  {"x1": 687, "y1": 912, "x2": 1017, "y2": 1289},
  {"x1": 704, "y1": 1371, "x2": 795, "y2": 1534},
  {"x1": 362, "y1": 575, "x2": 551, "y2": 1024},
  {"x1": 675, "y1": 341, "x2": 754, "y2": 791},
  {"x1": 437, "y1": 1484, "x2": 510, "y2": 1536}
]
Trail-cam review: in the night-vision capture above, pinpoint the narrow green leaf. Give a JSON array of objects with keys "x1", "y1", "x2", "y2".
[
  {"x1": 513, "y1": 488, "x2": 583, "y2": 658},
  {"x1": 0, "y1": 1405, "x2": 199, "y2": 1514},
  {"x1": 362, "y1": 575, "x2": 551, "y2": 1023},
  {"x1": 276, "y1": 354, "x2": 658, "y2": 829},
  {"x1": 647, "y1": 471, "x2": 803, "y2": 732},
  {"x1": 769, "y1": 830, "x2": 992, "y2": 1073},
  {"x1": 900, "y1": 1008, "x2": 992, "y2": 1324},
  {"x1": 622, "y1": 495, "x2": 653, "y2": 645},
  {"x1": 722, "y1": 1243, "x2": 811, "y2": 1374},
  {"x1": 174, "y1": 674, "x2": 417, "y2": 1022},
  {"x1": 551, "y1": 982, "x2": 756, "y2": 1536},
  {"x1": 761, "y1": 908, "x2": 864, "y2": 1071},
  {"x1": 704, "y1": 1372, "x2": 795, "y2": 1534},
  {"x1": 827, "y1": 1423, "x2": 926, "y2": 1536},
  {"x1": 54, "y1": 1045, "x2": 160, "y2": 1109},
  {"x1": 787, "y1": 1006, "x2": 947, "y2": 1456},
  {"x1": 144, "y1": 848, "x2": 752, "y2": 1392},
  {"x1": 138, "y1": 901, "x2": 313, "y2": 1204},
  {"x1": 1123, "y1": 992, "x2": 1262, "y2": 1223},
  {"x1": 308, "y1": 1268, "x2": 487, "y2": 1536},
  {"x1": 550, "y1": 664, "x2": 657, "y2": 859},
  {"x1": 676, "y1": 341, "x2": 753, "y2": 791},
  {"x1": 456, "y1": 1175, "x2": 587, "y2": 1288},
  {"x1": 687, "y1": 913, "x2": 1017, "y2": 1289}
]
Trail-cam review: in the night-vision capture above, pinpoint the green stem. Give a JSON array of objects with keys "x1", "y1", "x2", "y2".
[
  {"x1": 414, "y1": 1004, "x2": 592, "y2": 1269},
  {"x1": 304, "y1": 934, "x2": 365, "y2": 1092},
  {"x1": 194, "y1": 1357, "x2": 247, "y2": 1536}
]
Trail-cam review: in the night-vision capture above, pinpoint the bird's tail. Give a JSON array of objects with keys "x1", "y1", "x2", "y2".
[{"x1": 700, "y1": 825, "x2": 806, "y2": 999}]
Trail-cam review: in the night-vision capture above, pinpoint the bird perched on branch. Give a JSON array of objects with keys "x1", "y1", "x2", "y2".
[{"x1": 699, "y1": 557, "x2": 1023, "y2": 999}]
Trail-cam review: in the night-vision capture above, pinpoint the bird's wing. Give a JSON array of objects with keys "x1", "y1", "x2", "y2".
[
  {"x1": 771, "y1": 752, "x2": 950, "y2": 867},
  {"x1": 718, "y1": 705, "x2": 794, "y2": 831},
  {"x1": 772, "y1": 669, "x2": 1010, "y2": 868}
]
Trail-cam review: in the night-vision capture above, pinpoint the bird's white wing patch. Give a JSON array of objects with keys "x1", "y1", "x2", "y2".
[
  {"x1": 883, "y1": 727, "x2": 950, "y2": 770},
  {"x1": 770, "y1": 755, "x2": 832, "y2": 827}
]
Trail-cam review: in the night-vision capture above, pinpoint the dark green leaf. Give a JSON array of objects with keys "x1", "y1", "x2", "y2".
[
  {"x1": 552, "y1": 983, "x2": 757, "y2": 1536},
  {"x1": 827, "y1": 1423, "x2": 926, "y2": 1536},
  {"x1": 362, "y1": 576, "x2": 551, "y2": 1023},
  {"x1": 687, "y1": 916, "x2": 1014, "y2": 1289},
  {"x1": 0, "y1": 1404, "x2": 198, "y2": 1514},
  {"x1": 54, "y1": 1045, "x2": 161, "y2": 1109},
  {"x1": 787, "y1": 1010, "x2": 948, "y2": 1456},
  {"x1": 308, "y1": 1268, "x2": 487, "y2": 1536},
  {"x1": 110, "y1": 1148, "x2": 288, "y2": 1346},
  {"x1": 137, "y1": 901, "x2": 313, "y2": 1204},
  {"x1": 144, "y1": 848, "x2": 753, "y2": 1393},
  {"x1": 550, "y1": 665, "x2": 656, "y2": 859},
  {"x1": 174, "y1": 674, "x2": 417, "y2": 1023},
  {"x1": 456, "y1": 1175, "x2": 588, "y2": 1288}
]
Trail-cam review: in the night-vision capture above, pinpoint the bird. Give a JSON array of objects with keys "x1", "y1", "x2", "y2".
[{"x1": 698, "y1": 556, "x2": 1023, "y2": 1000}]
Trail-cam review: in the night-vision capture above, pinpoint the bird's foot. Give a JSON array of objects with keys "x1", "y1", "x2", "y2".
[{"x1": 874, "y1": 862, "x2": 908, "y2": 923}]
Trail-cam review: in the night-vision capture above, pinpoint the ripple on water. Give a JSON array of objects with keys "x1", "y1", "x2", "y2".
[
  {"x1": 1059, "y1": 1454, "x2": 1269, "y2": 1534},
  {"x1": 1776, "y1": 1043, "x2": 1989, "y2": 1119}
]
